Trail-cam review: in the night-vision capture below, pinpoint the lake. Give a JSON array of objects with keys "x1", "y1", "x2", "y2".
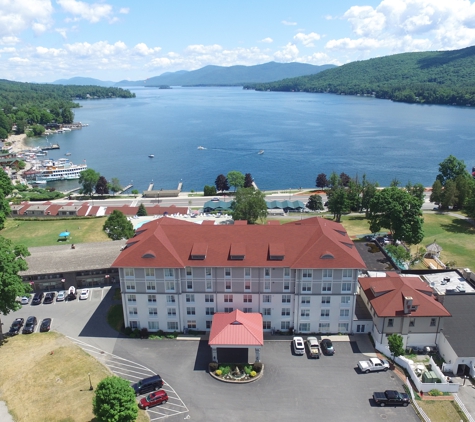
[{"x1": 25, "y1": 86, "x2": 475, "y2": 192}]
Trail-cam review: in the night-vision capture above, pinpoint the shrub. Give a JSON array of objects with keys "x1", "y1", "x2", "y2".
[
  {"x1": 124, "y1": 326, "x2": 133, "y2": 336},
  {"x1": 253, "y1": 362, "x2": 263, "y2": 373},
  {"x1": 428, "y1": 389, "x2": 443, "y2": 396},
  {"x1": 219, "y1": 365, "x2": 231, "y2": 376},
  {"x1": 250, "y1": 371, "x2": 257, "y2": 377},
  {"x1": 140, "y1": 327, "x2": 149, "y2": 338},
  {"x1": 209, "y1": 362, "x2": 219, "y2": 372},
  {"x1": 244, "y1": 365, "x2": 252, "y2": 375},
  {"x1": 215, "y1": 370, "x2": 222, "y2": 376},
  {"x1": 131, "y1": 328, "x2": 141, "y2": 338},
  {"x1": 148, "y1": 335, "x2": 162, "y2": 340}
]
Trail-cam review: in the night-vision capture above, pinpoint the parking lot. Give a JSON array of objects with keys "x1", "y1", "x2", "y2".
[{"x1": 3, "y1": 288, "x2": 420, "y2": 422}]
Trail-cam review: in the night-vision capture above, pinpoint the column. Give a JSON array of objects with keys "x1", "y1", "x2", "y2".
[
  {"x1": 255, "y1": 347, "x2": 261, "y2": 362},
  {"x1": 212, "y1": 346, "x2": 218, "y2": 363}
]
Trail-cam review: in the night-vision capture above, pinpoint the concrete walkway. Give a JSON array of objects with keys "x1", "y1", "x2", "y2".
[{"x1": 0, "y1": 401, "x2": 14, "y2": 422}]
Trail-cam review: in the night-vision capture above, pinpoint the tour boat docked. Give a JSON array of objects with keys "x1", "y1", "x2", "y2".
[{"x1": 31, "y1": 158, "x2": 88, "y2": 182}]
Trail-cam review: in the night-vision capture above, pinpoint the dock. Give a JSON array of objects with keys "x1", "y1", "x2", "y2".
[
  {"x1": 42, "y1": 144, "x2": 60, "y2": 151},
  {"x1": 177, "y1": 181, "x2": 183, "y2": 191},
  {"x1": 118, "y1": 184, "x2": 133, "y2": 194},
  {"x1": 147, "y1": 182, "x2": 154, "y2": 191}
]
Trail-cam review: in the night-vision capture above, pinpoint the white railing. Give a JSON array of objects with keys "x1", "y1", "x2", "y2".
[
  {"x1": 454, "y1": 394, "x2": 475, "y2": 422},
  {"x1": 405, "y1": 378, "x2": 431, "y2": 422}
]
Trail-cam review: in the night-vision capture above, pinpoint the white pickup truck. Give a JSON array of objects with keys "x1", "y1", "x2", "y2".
[{"x1": 358, "y1": 357, "x2": 390, "y2": 373}]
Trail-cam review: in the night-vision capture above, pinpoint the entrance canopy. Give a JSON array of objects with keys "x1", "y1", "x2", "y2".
[{"x1": 209, "y1": 310, "x2": 263, "y2": 347}]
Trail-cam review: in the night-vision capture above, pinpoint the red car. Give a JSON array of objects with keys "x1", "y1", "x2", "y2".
[{"x1": 139, "y1": 390, "x2": 168, "y2": 410}]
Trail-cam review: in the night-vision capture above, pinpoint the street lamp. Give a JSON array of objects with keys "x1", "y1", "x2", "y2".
[
  {"x1": 88, "y1": 373, "x2": 93, "y2": 391},
  {"x1": 289, "y1": 188, "x2": 291, "y2": 201}
]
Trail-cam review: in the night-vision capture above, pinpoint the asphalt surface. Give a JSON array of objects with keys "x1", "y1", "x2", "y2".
[{"x1": 3, "y1": 287, "x2": 421, "y2": 422}]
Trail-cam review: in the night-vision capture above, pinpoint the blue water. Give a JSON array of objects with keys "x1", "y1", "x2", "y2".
[{"x1": 25, "y1": 86, "x2": 475, "y2": 192}]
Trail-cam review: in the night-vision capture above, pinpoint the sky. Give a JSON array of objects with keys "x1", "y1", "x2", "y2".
[{"x1": 1, "y1": 0, "x2": 475, "y2": 83}]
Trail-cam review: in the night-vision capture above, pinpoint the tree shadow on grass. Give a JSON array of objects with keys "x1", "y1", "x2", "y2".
[{"x1": 440, "y1": 218, "x2": 475, "y2": 235}]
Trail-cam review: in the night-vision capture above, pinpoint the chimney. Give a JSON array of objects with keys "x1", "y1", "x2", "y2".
[{"x1": 403, "y1": 296, "x2": 413, "y2": 314}]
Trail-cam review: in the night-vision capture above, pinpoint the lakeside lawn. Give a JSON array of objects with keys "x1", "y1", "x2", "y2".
[{"x1": 1, "y1": 217, "x2": 110, "y2": 248}]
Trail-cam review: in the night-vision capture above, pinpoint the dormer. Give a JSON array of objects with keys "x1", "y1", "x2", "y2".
[
  {"x1": 190, "y1": 242, "x2": 208, "y2": 260},
  {"x1": 229, "y1": 243, "x2": 245, "y2": 260},
  {"x1": 268, "y1": 243, "x2": 285, "y2": 261}
]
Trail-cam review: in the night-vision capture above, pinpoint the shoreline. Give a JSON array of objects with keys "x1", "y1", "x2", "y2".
[{"x1": 7, "y1": 134, "x2": 28, "y2": 153}]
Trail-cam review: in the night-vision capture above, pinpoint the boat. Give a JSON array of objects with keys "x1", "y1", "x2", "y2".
[
  {"x1": 65, "y1": 152, "x2": 71, "y2": 156},
  {"x1": 32, "y1": 158, "x2": 88, "y2": 182},
  {"x1": 148, "y1": 154, "x2": 154, "y2": 158},
  {"x1": 258, "y1": 150, "x2": 264, "y2": 155},
  {"x1": 197, "y1": 146, "x2": 206, "y2": 150}
]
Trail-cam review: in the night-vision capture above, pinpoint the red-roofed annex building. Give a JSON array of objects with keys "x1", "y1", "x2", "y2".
[
  {"x1": 358, "y1": 272, "x2": 451, "y2": 352},
  {"x1": 112, "y1": 216, "x2": 366, "y2": 334}
]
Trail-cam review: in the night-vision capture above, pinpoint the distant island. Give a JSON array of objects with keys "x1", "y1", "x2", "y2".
[{"x1": 244, "y1": 46, "x2": 475, "y2": 107}]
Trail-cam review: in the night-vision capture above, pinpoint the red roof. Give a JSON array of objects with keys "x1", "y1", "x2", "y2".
[
  {"x1": 112, "y1": 217, "x2": 366, "y2": 269},
  {"x1": 208, "y1": 310, "x2": 263, "y2": 346},
  {"x1": 359, "y1": 274, "x2": 451, "y2": 317}
]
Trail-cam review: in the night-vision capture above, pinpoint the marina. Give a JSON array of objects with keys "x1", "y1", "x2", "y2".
[{"x1": 24, "y1": 158, "x2": 88, "y2": 183}]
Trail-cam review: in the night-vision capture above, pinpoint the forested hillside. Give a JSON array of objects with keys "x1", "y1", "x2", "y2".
[{"x1": 245, "y1": 46, "x2": 475, "y2": 106}]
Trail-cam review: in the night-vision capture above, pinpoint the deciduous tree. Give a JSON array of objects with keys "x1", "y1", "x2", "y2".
[
  {"x1": 436, "y1": 155, "x2": 468, "y2": 186},
  {"x1": 315, "y1": 173, "x2": 328, "y2": 189},
  {"x1": 387, "y1": 333, "x2": 404, "y2": 361},
  {"x1": 109, "y1": 178, "x2": 122, "y2": 196},
  {"x1": 339, "y1": 172, "x2": 351, "y2": 187},
  {"x1": 103, "y1": 210, "x2": 134, "y2": 240},
  {"x1": 93, "y1": 376, "x2": 137, "y2": 422},
  {"x1": 79, "y1": 168, "x2": 100, "y2": 197},
  {"x1": 327, "y1": 187, "x2": 350, "y2": 222},
  {"x1": 215, "y1": 174, "x2": 229, "y2": 194},
  {"x1": 306, "y1": 194, "x2": 324, "y2": 211},
  {"x1": 227, "y1": 170, "x2": 245, "y2": 192},
  {"x1": 430, "y1": 180, "x2": 443, "y2": 204},
  {"x1": 231, "y1": 187, "x2": 267, "y2": 224},
  {"x1": 244, "y1": 173, "x2": 254, "y2": 188},
  {"x1": 203, "y1": 185, "x2": 217, "y2": 196},
  {"x1": 95, "y1": 176, "x2": 109, "y2": 196}
]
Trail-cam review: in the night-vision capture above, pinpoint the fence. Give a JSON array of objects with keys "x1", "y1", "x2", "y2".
[
  {"x1": 454, "y1": 394, "x2": 475, "y2": 422},
  {"x1": 405, "y1": 378, "x2": 431, "y2": 422}
]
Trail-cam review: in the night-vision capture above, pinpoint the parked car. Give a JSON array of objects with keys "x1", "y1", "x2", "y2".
[
  {"x1": 373, "y1": 390, "x2": 410, "y2": 407},
  {"x1": 321, "y1": 338, "x2": 335, "y2": 355},
  {"x1": 22, "y1": 316, "x2": 37, "y2": 334},
  {"x1": 306, "y1": 336, "x2": 320, "y2": 359},
  {"x1": 43, "y1": 292, "x2": 56, "y2": 304},
  {"x1": 40, "y1": 318, "x2": 52, "y2": 332},
  {"x1": 138, "y1": 390, "x2": 169, "y2": 409},
  {"x1": 32, "y1": 292, "x2": 44, "y2": 305},
  {"x1": 211, "y1": 197, "x2": 220, "y2": 202},
  {"x1": 79, "y1": 289, "x2": 90, "y2": 300},
  {"x1": 358, "y1": 357, "x2": 390, "y2": 373},
  {"x1": 131, "y1": 375, "x2": 163, "y2": 396},
  {"x1": 292, "y1": 336, "x2": 305, "y2": 355},
  {"x1": 8, "y1": 318, "x2": 24, "y2": 336},
  {"x1": 67, "y1": 286, "x2": 76, "y2": 301},
  {"x1": 56, "y1": 291, "x2": 66, "y2": 302},
  {"x1": 20, "y1": 295, "x2": 31, "y2": 305}
]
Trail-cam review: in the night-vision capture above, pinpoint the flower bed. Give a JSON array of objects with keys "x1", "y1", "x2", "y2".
[{"x1": 209, "y1": 362, "x2": 263, "y2": 383}]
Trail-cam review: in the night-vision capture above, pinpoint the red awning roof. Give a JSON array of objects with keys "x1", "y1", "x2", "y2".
[{"x1": 208, "y1": 310, "x2": 263, "y2": 347}]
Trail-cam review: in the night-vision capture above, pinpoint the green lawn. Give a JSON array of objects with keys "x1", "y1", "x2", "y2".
[{"x1": 1, "y1": 217, "x2": 110, "y2": 247}]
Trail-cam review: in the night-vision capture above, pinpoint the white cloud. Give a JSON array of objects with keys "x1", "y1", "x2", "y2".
[
  {"x1": 57, "y1": 0, "x2": 113, "y2": 23},
  {"x1": 293, "y1": 32, "x2": 321, "y2": 47},
  {"x1": 184, "y1": 44, "x2": 223, "y2": 54},
  {"x1": 35, "y1": 46, "x2": 62, "y2": 56},
  {"x1": 0, "y1": 0, "x2": 54, "y2": 37},
  {"x1": 282, "y1": 20, "x2": 297, "y2": 26},
  {"x1": 119, "y1": 7, "x2": 129, "y2": 14},
  {"x1": 260, "y1": 37, "x2": 273, "y2": 43},
  {"x1": 133, "y1": 43, "x2": 161, "y2": 56},
  {"x1": 0, "y1": 36, "x2": 20, "y2": 45},
  {"x1": 64, "y1": 40, "x2": 127, "y2": 57},
  {"x1": 0, "y1": 47, "x2": 16, "y2": 53},
  {"x1": 9, "y1": 57, "x2": 30, "y2": 64},
  {"x1": 274, "y1": 43, "x2": 299, "y2": 62}
]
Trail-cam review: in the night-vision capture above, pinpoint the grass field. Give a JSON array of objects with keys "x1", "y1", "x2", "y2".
[
  {"x1": 417, "y1": 400, "x2": 468, "y2": 422},
  {"x1": 0, "y1": 332, "x2": 148, "y2": 422},
  {"x1": 1, "y1": 217, "x2": 110, "y2": 248}
]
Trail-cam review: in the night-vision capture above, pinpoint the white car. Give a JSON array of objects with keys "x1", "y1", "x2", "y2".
[
  {"x1": 79, "y1": 289, "x2": 90, "y2": 300},
  {"x1": 293, "y1": 336, "x2": 305, "y2": 355},
  {"x1": 20, "y1": 296, "x2": 31, "y2": 305},
  {"x1": 56, "y1": 290, "x2": 66, "y2": 301}
]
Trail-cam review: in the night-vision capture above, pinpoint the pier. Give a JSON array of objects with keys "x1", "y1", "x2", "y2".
[
  {"x1": 147, "y1": 182, "x2": 154, "y2": 191},
  {"x1": 42, "y1": 144, "x2": 60, "y2": 151},
  {"x1": 118, "y1": 184, "x2": 133, "y2": 194}
]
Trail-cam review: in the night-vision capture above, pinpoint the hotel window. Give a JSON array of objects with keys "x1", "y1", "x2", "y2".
[
  {"x1": 263, "y1": 321, "x2": 271, "y2": 330},
  {"x1": 321, "y1": 296, "x2": 331, "y2": 304},
  {"x1": 206, "y1": 307, "x2": 215, "y2": 315},
  {"x1": 147, "y1": 295, "x2": 156, "y2": 303},
  {"x1": 148, "y1": 307, "x2": 158, "y2": 317},
  {"x1": 409, "y1": 318, "x2": 415, "y2": 327},
  {"x1": 265, "y1": 268, "x2": 270, "y2": 277},
  {"x1": 165, "y1": 268, "x2": 174, "y2": 278},
  {"x1": 145, "y1": 268, "x2": 155, "y2": 278},
  {"x1": 341, "y1": 296, "x2": 351, "y2": 304},
  {"x1": 321, "y1": 309, "x2": 330, "y2": 318},
  {"x1": 388, "y1": 319, "x2": 394, "y2": 327},
  {"x1": 206, "y1": 321, "x2": 212, "y2": 329},
  {"x1": 299, "y1": 323, "x2": 310, "y2": 332},
  {"x1": 128, "y1": 307, "x2": 138, "y2": 316},
  {"x1": 186, "y1": 294, "x2": 195, "y2": 303},
  {"x1": 206, "y1": 279, "x2": 212, "y2": 291},
  {"x1": 243, "y1": 307, "x2": 252, "y2": 313},
  {"x1": 243, "y1": 295, "x2": 252, "y2": 303},
  {"x1": 168, "y1": 322, "x2": 178, "y2": 330},
  {"x1": 281, "y1": 321, "x2": 290, "y2": 330},
  {"x1": 186, "y1": 267, "x2": 192, "y2": 277},
  {"x1": 224, "y1": 294, "x2": 233, "y2": 303},
  {"x1": 340, "y1": 309, "x2": 349, "y2": 317},
  {"x1": 342, "y1": 269, "x2": 352, "y2": 279},
  {"x1": 167, "y1": 308, "x2": 176, "y2": 317},
  {"x1": 282, "y1": 308, "x2": 290, "y2": 316},
  {"x1": 301, "y1": 282, "x2": 312, "y2": 292},
  {"x1": 301, "y1": 296, "x2": 310, "y2": 305},
  {"x1": 430, "y1": 318, "x2": 437, "y2": 327},
  {"x1": 165, "y1": 281, "x2": 175, "y2": 291},
  {"x1": 263, "y1": 295, "x2": 271, "y2": 303},
  {"x1": 130, "y1": 321, "x2": 140, "y2": 329},
  {"x1": 342, "y1": 282, "x2": 352, "y2": 293},
  {"x1": 205, "y1": 294, "x2": 214, "y2": 303},
  {"x1": 264, "y1": 280, "x2": 271, "y2": 291},
  {"x1": 322, "y1": 269, "x2": 333, "y2": 279},
  {"x1": 338, "y1": 323, "x2": 349, "y2": 332},
  {"x1": 125, "y1": 281, "x2": 136, "y2": 292},
  {"x1": 205, "y1": 267, "x2": 212, "y2": 278},
  {"x1": 166, "y1": 295, "x2": 175, "y2": 303},
  {"x1": 187, "y1": 321, "x2": 197, "y2": 329},
  {"x1": 148, "y1": 321, "x2": 159, "y2": 331},
  {"x1": 319, "y1": 322, "x2": 330, "y2": 332},
  {"x1": 186, "y1": 279, "x2": 193, "y2": 291},
  {"x1": 146, "y1": 281, "x2": 156, "y2": 291},
  {"x1": 225, "y1": 268, "x2": 231, "y2": 277},
  {"x1": 302, "y1": 269, "x2": 312, "y2": 279},
  {"x1": 263, "y1": 308, "x2": 271, "y2": 316},
  {"x1": 127, "y1": 294, "x2": 136, "y2": 303},
  {"x1": 224, "y1": 307, "x2": 234, "y2": 313},
  {"x1": 245, "y1": 280, "x2": 251, "y2": 291},
  {"x1": 301, "y1": 309, "x2": 310, "y2": 318},
  {"x1": 284, "y1": 267, "x2": 290, "y2": 278},
  {"x1": 282, "y1": 294, "x2": 291, "y2": 303},
  {"x1": 322, "y1": 282, "x2": 332, "y2": 292},
  {"x1": 245, "y1": 267, "x2": 251, "y2": 278},
  {"x1": 125, "y1": 268, "x2": 134, "y2": 278},
  {"x1": 187, "y1": 307, "x2": 196, "y2": 315},
  {"x1": 283, "y1": 281, "x2": 290, "y2": 291},
  {"x1": 225, "y1": 280, "x2": 232, "y2": 291}
]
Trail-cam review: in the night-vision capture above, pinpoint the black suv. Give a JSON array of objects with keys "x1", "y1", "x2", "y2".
[
  {"x1": 22, "y1": 316, "x2": 38, "y2": 334},
  {"x1": 8, "y1": 318, "x2": 24, "y2": 336},
  {"x1": 32, "y1": 292, "x2": 44, "y2": 305},
  {"x1": 131, "y1": 375, "x2": 163, "y2": 396},
  {"x1": 43, "y1": 292, "x2": 56, "y2": 304}
]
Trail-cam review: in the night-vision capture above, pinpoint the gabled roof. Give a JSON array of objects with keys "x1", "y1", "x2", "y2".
[
  {"x1": 112, "y1": 217, "x2": 366, "y2": 269},
  {"x1": 208, "y1": 310, "x2": 263, "y2": 346},
  {"x1": 359, "y1": 274, "x2": 451, "y2": 318}
]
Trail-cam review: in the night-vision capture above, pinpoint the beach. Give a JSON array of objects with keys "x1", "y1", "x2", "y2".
[{"x1": 7, "y1": 134, "x2": 28, "y2": 153}]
